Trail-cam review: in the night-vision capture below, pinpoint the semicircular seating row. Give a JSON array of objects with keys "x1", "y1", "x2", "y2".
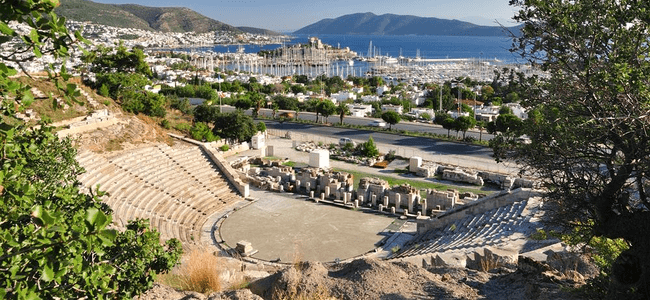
[
  {"x1": 395, "y1": 198, "x2": 543, "y2": 258},
  {"x1": 76, "y1": 143, "x2": 243, "y2": 244}
]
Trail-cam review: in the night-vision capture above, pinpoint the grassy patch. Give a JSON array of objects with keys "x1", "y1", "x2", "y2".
[
  {"x1": 175, "y1": 249, "x2": 222, "y2": 294},
  {"x1": 334, "y1": 168, "x2": 490, "y2": 195},
  {"x1": 282, "y1": 161, "x2": 297, "y2": 167}
]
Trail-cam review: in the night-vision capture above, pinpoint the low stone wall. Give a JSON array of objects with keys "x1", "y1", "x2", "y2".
[
  {"x1": 416, "y1": 188, "x2": 542, "y2": 234},
  {"x1": 168, "y1": 133, "x2": 249, "y2": 198}
]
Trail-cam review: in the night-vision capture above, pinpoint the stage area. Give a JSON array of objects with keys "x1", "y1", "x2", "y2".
[{"x1": 220, "y1": 189, "x2": 396, "y2": 262}]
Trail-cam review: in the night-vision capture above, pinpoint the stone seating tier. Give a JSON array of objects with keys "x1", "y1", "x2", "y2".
[
  {"x1": 395, "y1": 199, "x2": 540, "y2": 258},
  {"x1": 76, "y1": 145, "x2": 243, "y2": 244}
]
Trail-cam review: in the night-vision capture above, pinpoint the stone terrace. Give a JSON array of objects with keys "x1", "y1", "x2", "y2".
[
  {"x1": 393, "y1": 195, "x2": 547, "y2": 260},
  {"x1": 76, "y1": 143, "x2": 244, "y2": 244}
]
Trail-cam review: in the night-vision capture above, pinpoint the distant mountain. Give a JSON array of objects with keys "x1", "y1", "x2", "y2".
[
  {"x1": 236, "y1": 27, "x2": 282, "y2": 36},
  {"x1": 294, "y1": 12, "x2": 520, "y2": 36},
  {"x1": 55, "y1": 0, "x2": 280, "y2": 35}
]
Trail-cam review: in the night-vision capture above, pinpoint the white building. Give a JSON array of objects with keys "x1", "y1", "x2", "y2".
[
  {"x1": 410, "y1": 108, "x2": 435, "y2": 119},
  {"x1": 331, "y1": 91, "x2": 357, "y2": 102},
  {"x1": 347, "y1": 104, "x2": 373, "y2": 117},
  {"x1": 505, "y1": 103, "x2": 528, "y2": 120},
  {"x1": 377, "y1": 85, "x2": 391, "y2": 96},
  {"x1": 381, "y1": 104, "x2": 403, "y2": 114},
  {"x1": 361, "y1": 95, "x2": 381, "y2": 102}
]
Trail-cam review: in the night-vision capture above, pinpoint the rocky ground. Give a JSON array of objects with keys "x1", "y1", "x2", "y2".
[{"x1": 138, "y1": 256, "x2": 590, "y2": 300}]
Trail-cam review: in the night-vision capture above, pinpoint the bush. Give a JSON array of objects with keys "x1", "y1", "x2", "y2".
[
  {"x1": 174, "y1": 122, "x2": 191, "y2": 132},
  {"x1": 190, "y1": 122, "x2": 219, "y2": 142},
  {"x1": 256, "y1": 121, "x2": 266, "y2": 132},
  {"x1": 170, "y1": 97, "x2": 192, "y2": 115},
  {"x1": 361, "y1": 136, "x2": 379, "y2": 157},
  {"x1": 219, "y1": 144, "x2": 230, "y2": 152},
  {"x1": 160, "y1": 119, "x2": 171, "y2": 129},
  {"x1": 343, "y1": 142, "x2": 355, "y2": 152},
  {"x1": 98, "y1": 83, "x2": 109, "y2": 97}
]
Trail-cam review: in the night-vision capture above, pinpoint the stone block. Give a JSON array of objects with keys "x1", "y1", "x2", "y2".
[
  {"x1": 410, "y1": 157, "x2": 422, "y2": 171},
  {"x1": 432, "y1": 253, "x2": 467, "y2": 268},
  {"x1": 236, "y1": 241, "x2": 257, "y2": 257},
  {"x1": 309, "y1": 150, "x2": 330, "y2": 168},
  {"x1": 266, "y1": 145, "x2": 274, "y2": 157}
]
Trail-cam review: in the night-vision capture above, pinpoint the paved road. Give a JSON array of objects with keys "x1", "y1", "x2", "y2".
[
  {"x1": 262, "y1": 120, "x2": 494, "y2": 160},
  {"x1": 219, "y1": 105, "x2": 494, "y2": 141}
]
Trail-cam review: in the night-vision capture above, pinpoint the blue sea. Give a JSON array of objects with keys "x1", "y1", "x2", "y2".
[{"x1": 210, "y1": 34, "x2": 523, "y2": 64}]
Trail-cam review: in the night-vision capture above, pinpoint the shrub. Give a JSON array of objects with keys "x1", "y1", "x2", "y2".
[
  {"x1": 190, "y1": 122, "x2": 219, "y2": 142},
  {"x1": 160, "y1": 119, "x2": 171, "y2": 129},
  {"x1": 98, "y1": 84, "x2": 109, "y2": 97},
  {"x1": 343, "y1": 142, "x2": 355, "y2": 152},
  {"x1": 256, "y1": 121, "x2": 266, "y2": 132},
  {"x1": 220, "y1": 144, "x2": 230, "y2": 152},
  {"x1": 174, "y1": 122, "x2": 191, "y2": 132}
]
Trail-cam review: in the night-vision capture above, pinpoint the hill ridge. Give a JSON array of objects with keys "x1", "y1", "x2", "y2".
[
  {"x1": 55, "y1": 0, "x2": 280, "y2": 35},
  {"x1": 294, "y1": 12, "x2": 519, "y2": 36}
]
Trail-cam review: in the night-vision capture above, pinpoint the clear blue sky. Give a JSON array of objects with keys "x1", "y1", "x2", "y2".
[{"x1": 93, "y1": 0, "x2": 518, "y2": 32}]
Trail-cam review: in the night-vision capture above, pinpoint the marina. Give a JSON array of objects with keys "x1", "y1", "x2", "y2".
[{"x1": 183, "y1": 41, "x2": 540, "y2": 84}]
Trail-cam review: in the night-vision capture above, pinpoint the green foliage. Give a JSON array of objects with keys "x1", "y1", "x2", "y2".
[
  {"x1": 161, "y1": 84, "x2": 216, "y2": 100},
  {"x1": 357, "y1": 136, "x2": 379, "y2": 158},
  {"x1": 342, "y1": 142, "x2": 355, "y2": 152},
  {"x1": 0, "y1": 125, "x2": 183, "y2": 299},
  {"x1": 219, "y1": 144, "x2": 230, "y2": 152},
  {"x1": 119, "y1": 90, "x2": 167, "y2": 117},
  {"x1": 316, "y1": 100, "x2": 336, "y2": 123},
  {"x1": 256, "y1": 121, "x2": 266, "y2": 133},
  {"x1": 454, "y1": 115, "x2": 476, "y2": 139},
  {"x1": 558, "y1": 223, "x2": 630, "y2": 274},
  {"x1": 234, "y1": 98, "x2": 252, "y2": 111},
  {"x1": 160, "y1": 119, "x2": 171, "y2": 129},
  {"x1": 503, "y1": 0, "x2": 650, "y2": 294},
  {"x1": 0, "y1": 2, "x2": 182, "y2": 298},
  {"x1": 499, "y1": 105, "x2": 513, "y2": 115},
  {"x1": 94, "y1": 72, "x2": 151, "y2": 99},
  {"x1": 170, "y1": 97, "x2": 192, "y2": 115},
  {"x1": 381, "y1": 111, "x2": 401, "y2": 130},
  {"x1": 89, "y1": 44, "x2": 153, "y2": 77},
  {"x1": 98, "y1": 84, "x2": 109, "y2": 97},
  {"x1": 272, "y1": 95, "x2": 300, "y2": 111},
  {"x1": 174, "y1": 122, "x2": 191, "y2": 133},
  {"x1": 211, "y1": 111, "x2": 257, "y2": 143},
  {"x1": 190, "y1": 122, "x2": 219, "y2": 142}
]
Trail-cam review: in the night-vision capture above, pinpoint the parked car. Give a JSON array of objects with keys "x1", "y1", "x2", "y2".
[
  {"x1": 368, "y1": 120, "x2": 387, "y2": 127},
  {"x1": 339, "y1": 137, "x2": 356, "y2": 147}
]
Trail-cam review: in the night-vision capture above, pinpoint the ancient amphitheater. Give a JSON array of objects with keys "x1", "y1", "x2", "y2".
[
  {"x1": 76, "y1": 141, "x2": 245, "y2": 244},
  {"x1": 75, "y1": 129, "x2": 559, "y2": 269}
]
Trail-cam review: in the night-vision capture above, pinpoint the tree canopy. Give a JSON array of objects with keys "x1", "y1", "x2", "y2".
[
  {"x1": 496, "y1": 0, "x2": 650, "y2": 296},
  {"x1": 381, "y1": 111, "x2": 401, "y2": 130},
  {"x1": 0, "y1": 1, "x2": 182, "y2": 298}
]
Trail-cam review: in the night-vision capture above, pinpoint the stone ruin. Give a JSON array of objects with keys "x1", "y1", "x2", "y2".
[
  {"x1": 423, "y1": 189, "x2": 459, "y2": 214},
  {"x1": 68, "y1": 109, "x2": 114, "y2": 128},
  {"x1": 232, "y1": 157, "x2": 296, "y2": 192},
  {"x1": 478, "y1": 171, "x2": 540, "y2": 190},
  {"x1": 409, "y1": 156, "x2": 540, "y2": 190},
  {"x1": 441, "y1": 168, "x2": 484, "y2": 186},
  {"x1": 295, "y1": 168, "x2": 354, "y2": 201},
  {"x1": 356, "y1": 178, "x2": 421, "y2": 214}
]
